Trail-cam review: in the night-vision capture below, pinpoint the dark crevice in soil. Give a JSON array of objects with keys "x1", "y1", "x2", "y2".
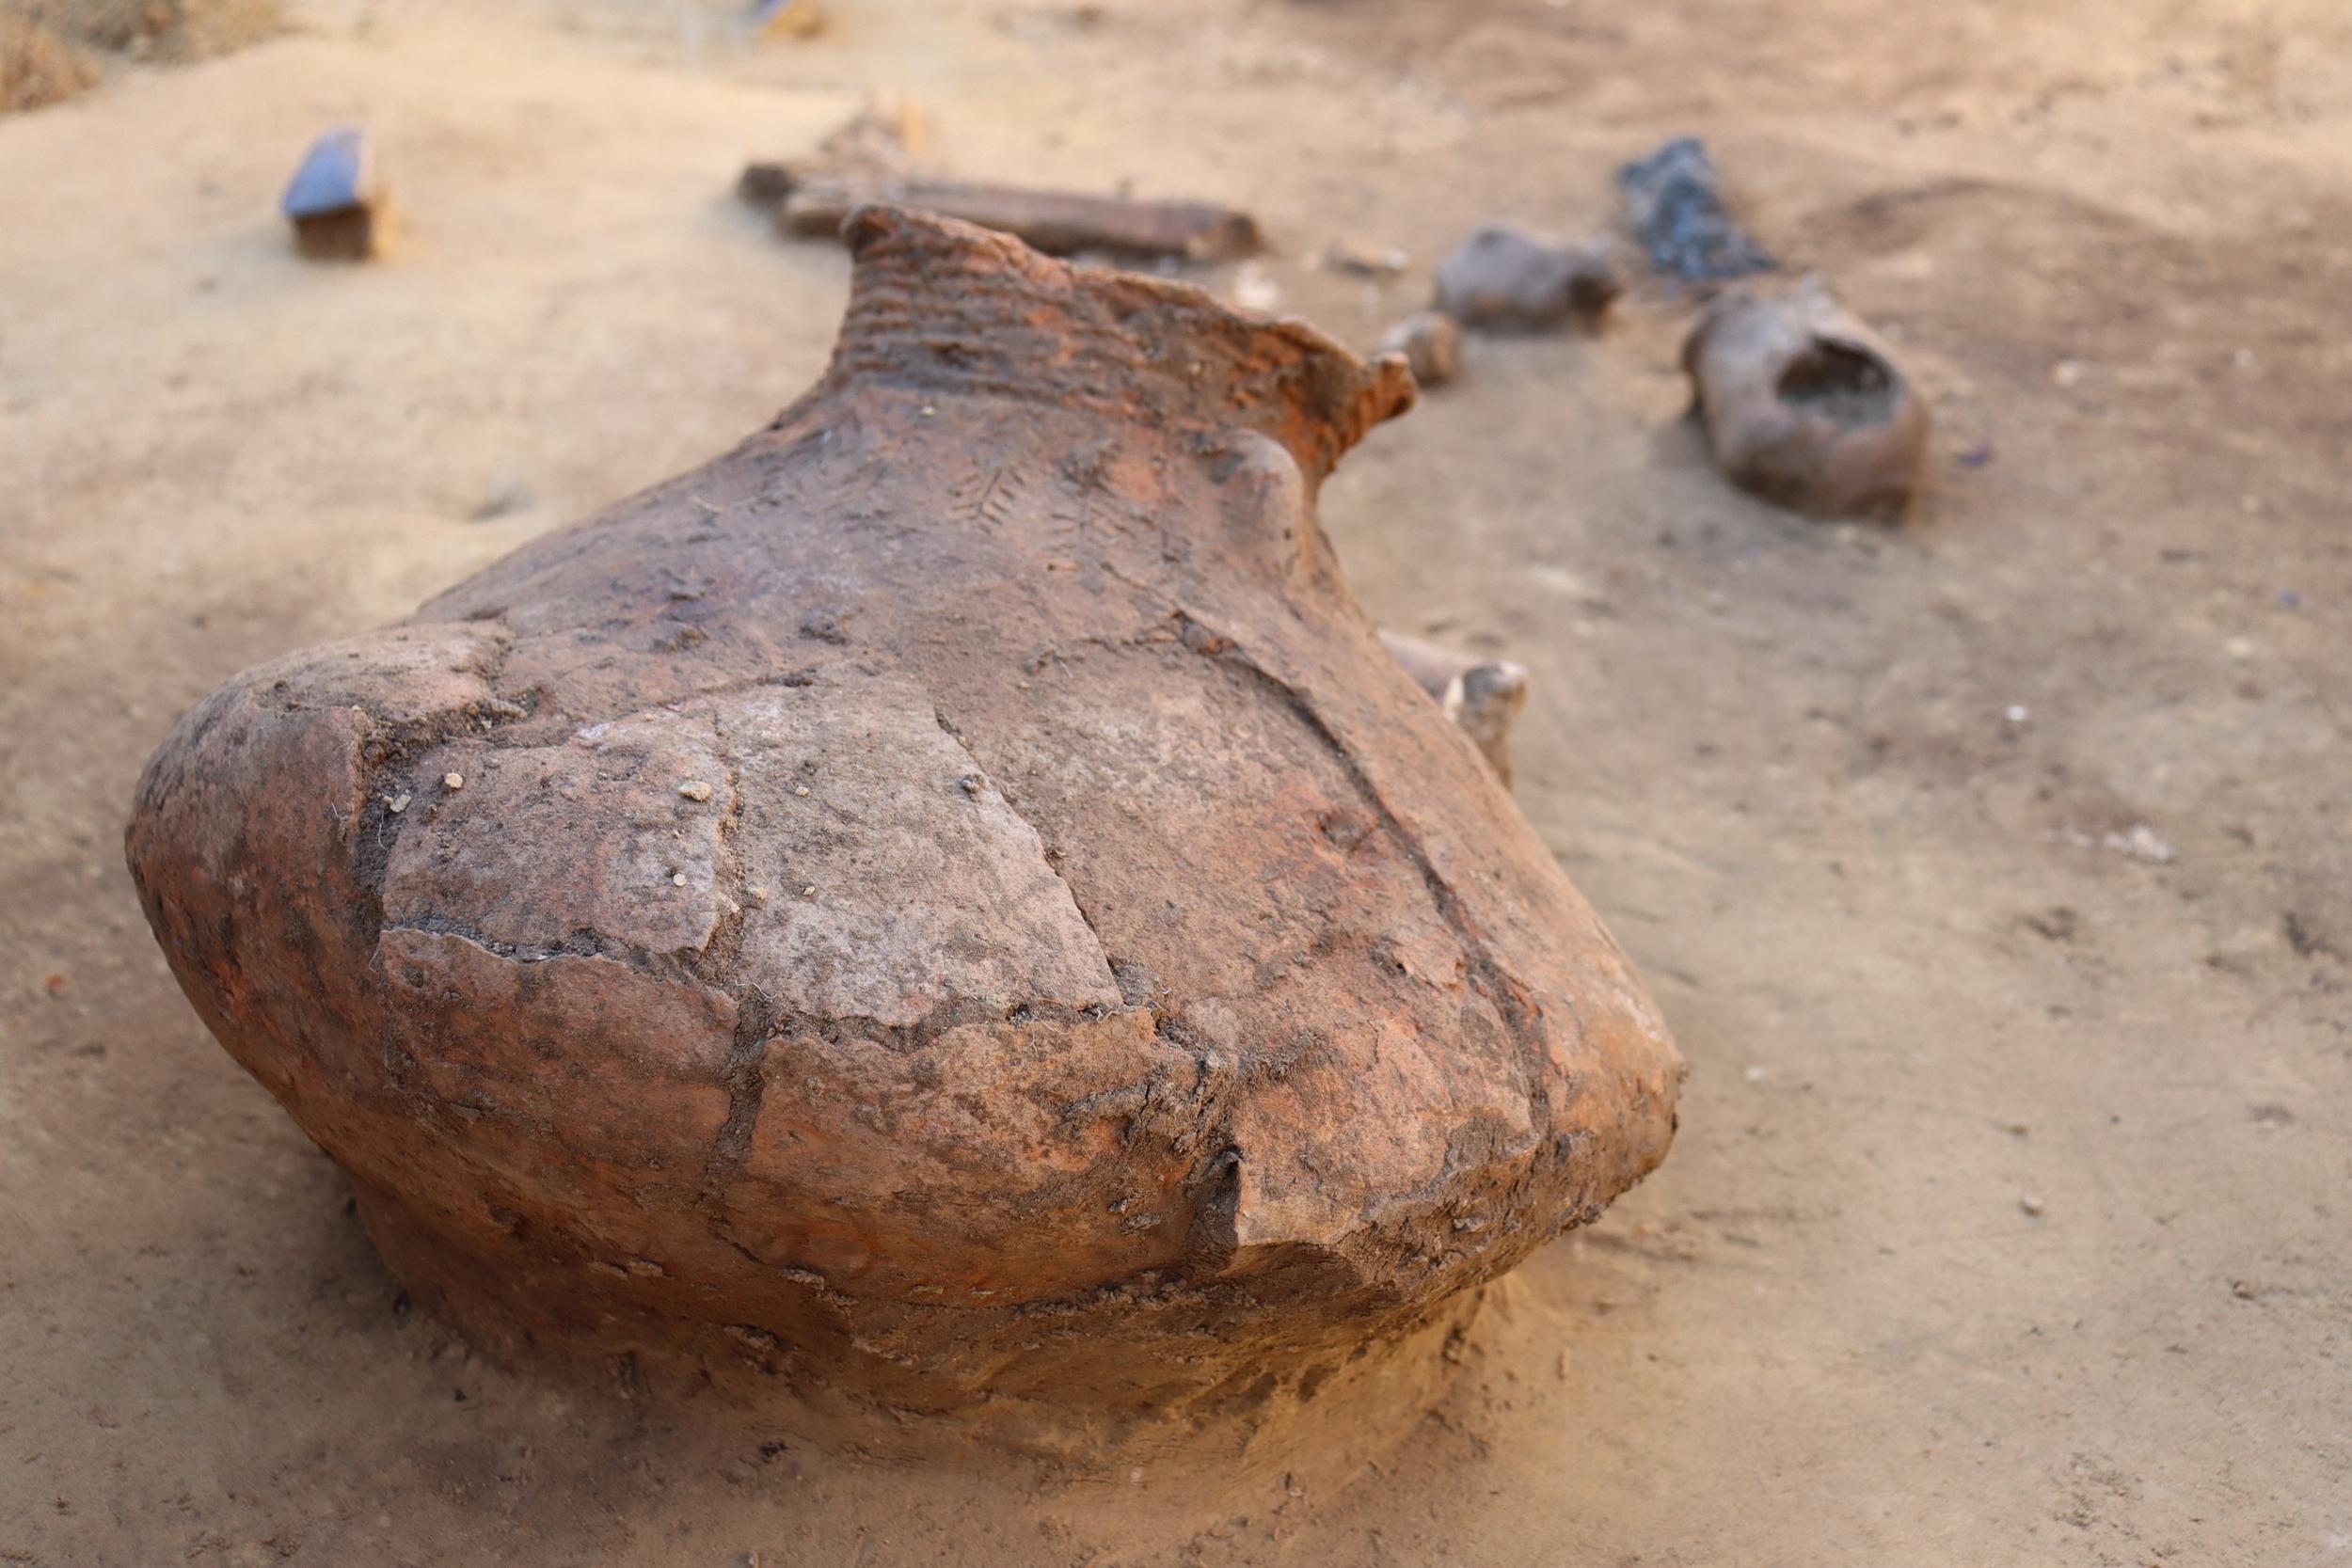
[{"x1": 703, "y1": 985, "x2": 777, "y2": 1192}]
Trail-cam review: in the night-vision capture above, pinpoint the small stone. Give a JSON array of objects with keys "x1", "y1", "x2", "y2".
[
  {"x1": 2018, "y1": 1194, "x2": 2045, "y2": 1217},
  {"x1": 801, "y1": 885, "x2": 817, "y2": 898},
  {"x1": 1433, "y1": 224, "x2": 1619, "y2": 331},
  {"x1": 469, "y1": 476, "x2": 534, "y2": 523},
  {"x1": 1322, "y1": 238, "x2": 1407, "y2": 279},
  {"x1": 1378, "y1": 629, "x2": 1526, "y2": 785},
  {"x1": 2103, "y1": 823, "x2": 2176, "y2": 864},
  {"x1": 2005, "y1": 705, "x2": 2030, "y2": 724},
  {"x1": 1379, "y1": 311, "x2": 1463, "y2": 388},
  {"x1": 386, "y1": 793, "x2": 411, "y2": 814},
  {"x1": 678, "y1": 781, "x2": 715, "y2": 802},
  {"x1": 282, "y1": 126, "x2": 395, "y2": 261},
  {"x1": 442, "y1": 772, "x2": 464, "y2": 791},
  {"x1": 672, "y1": 872, "x2": 688, "y2": 887},
  {"x1": 794, "y1": 784, "x2": 811, "y2": 798},
  {"x1": 743, "y1": 886, "x2": 767, "y2": 905}
]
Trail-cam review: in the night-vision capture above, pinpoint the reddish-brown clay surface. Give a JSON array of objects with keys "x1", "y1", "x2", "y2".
[{"x1": 123, "y1": 207, "x2": 1681, "y2": 1461}]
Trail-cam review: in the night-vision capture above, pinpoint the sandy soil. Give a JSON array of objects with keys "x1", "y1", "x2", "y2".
[{"x1": 3, "y1": 0, "x2": 2347, "y2": 1562}]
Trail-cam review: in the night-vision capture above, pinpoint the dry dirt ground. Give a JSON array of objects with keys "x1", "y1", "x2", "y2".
[{"x1": 3, "y1": 0, "x2": 2348, "y2": 1563}]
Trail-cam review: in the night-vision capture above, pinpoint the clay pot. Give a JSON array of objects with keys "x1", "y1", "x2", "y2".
[
  {"x1": 1683, "y1": 277, "x2": 1929, "y2": 520},
  {"x1": 127, "y1": 208, "x2": 1681, "y2": 1460}
]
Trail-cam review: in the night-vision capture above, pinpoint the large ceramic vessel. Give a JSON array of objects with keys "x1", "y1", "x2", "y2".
[{"x1": 128, "y1": 208, "x2": 1681, "y2": 1457}]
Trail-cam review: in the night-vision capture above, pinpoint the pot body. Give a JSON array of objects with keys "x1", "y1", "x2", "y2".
[
  {"x1": 128, "y1": 209, "x2": 1680, "y2": 1457},
  {"x1": 1685, "y1": 277, "x2": 1929, "y2": 520}
]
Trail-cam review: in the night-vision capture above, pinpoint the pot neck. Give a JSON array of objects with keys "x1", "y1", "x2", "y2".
[{"x1": 820, "y1": 205, "x2": 1414, "y2": 483}]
